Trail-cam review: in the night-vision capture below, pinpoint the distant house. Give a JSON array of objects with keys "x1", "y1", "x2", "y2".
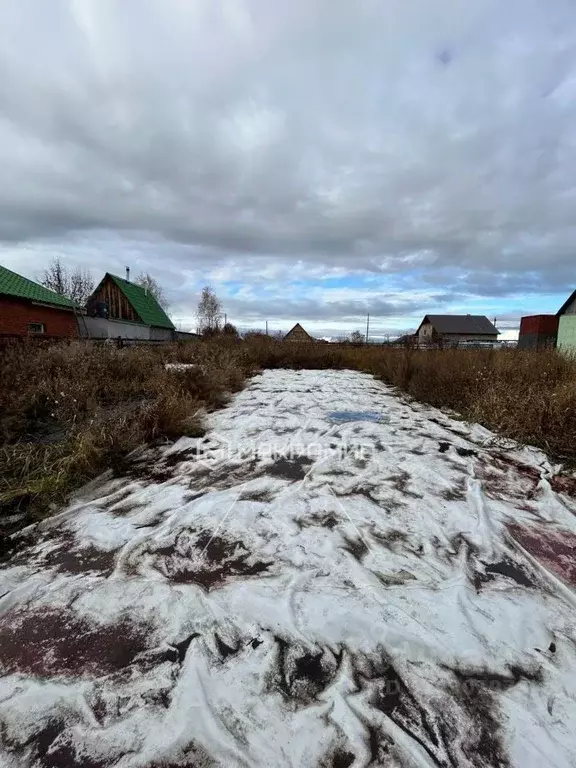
[
  {"x1": 283, "y1": 323, "x2": 315, "y2": 343},
  {"x1": 416, "y1": 315, "x2": 499, "y2": 345},
  {"x1": 83, "y1": 271, "x2": 175, "y2": 341},
  {"x1": 0, "y1": 264, "x2": 78, "y2": 340},
  {"x1": 556, "y1": 289, "x2": 576, "y2": 352}
]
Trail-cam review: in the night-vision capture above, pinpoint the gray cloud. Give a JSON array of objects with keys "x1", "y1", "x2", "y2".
[{"x1": 1, "y1": 0, "x2": 576, "y2": 334}]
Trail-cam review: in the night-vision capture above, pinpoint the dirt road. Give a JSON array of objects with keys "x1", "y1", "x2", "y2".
[{"x1": 1, "y1": 370, "x2": 576, "y2": 767}]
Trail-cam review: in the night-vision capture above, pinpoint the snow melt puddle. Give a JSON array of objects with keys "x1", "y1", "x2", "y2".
[
  {"x1": 329, "y1": 410, "x2": 386, "y2": 423},
  {"x1": 1, "y1": 369, "x2": 576, "y2": 768}
]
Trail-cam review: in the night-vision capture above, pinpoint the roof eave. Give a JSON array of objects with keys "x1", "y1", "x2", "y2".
[{"x1": 31, "y1": 299, "x2": 76, "y2": 312}]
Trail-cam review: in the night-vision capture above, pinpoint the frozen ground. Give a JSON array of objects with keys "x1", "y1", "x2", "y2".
[{"x1": 1, "y1": 369, "x2": 576, "y2": 768}]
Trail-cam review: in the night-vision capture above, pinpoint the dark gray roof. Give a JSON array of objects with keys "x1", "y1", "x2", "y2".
[{"x1": 419, "y1": 315, "x2": 499, "y2": 335}]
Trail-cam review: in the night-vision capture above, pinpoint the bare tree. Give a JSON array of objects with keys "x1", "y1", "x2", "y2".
[
  {"x1": 349, "y1": 330, "x2": 365, "y2": 345},
  {"x1": 196, "y1": 286, "x2": 223, "y2": 334},
  {"x1": 134, "y1": 272, "x2": 169, "y2": 309},
  {"x1": 42, "y1": 257, "x2": 94, "y2": 306}
]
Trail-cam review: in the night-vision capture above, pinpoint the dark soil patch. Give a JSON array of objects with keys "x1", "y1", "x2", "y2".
[
  {"x1": 438, "y1": 442, "x2": 451, "y2": 453},
  {"x1": 298, "y1": 511, "x2": 340, "y2": 530},
  {"x1": 6, "y1": 529, "x2": 117, "y2": 576},
  {"x1": 38, "y1": 532, "x2": 117, "y2": 576},
  {"x1": 163, "y1": 449, "x2": 197, "y2": 467},
  {"x1": 171, "y1": 633, "x2": 200, "y2": 664},
  {"x1": 0, "y1": 607, "x2": 150, "y2": 677},
  {"x1": 269, "y1": 638, "x2": 341, "y2": 707},
  {"x1": 152, "y1": 530, "x2": 272, "y2": 590},
  {"x1": 455, "y1": 447, "x2": 477, "y2": 458},
  {"x1": 429, "y1": 418, "x2": 470, "y2": 439},
  {"x1": 369, "y1": 528, "x2": 408, "y2": 549},
  {"x1": 331, "y1": 751, "x2": 355, "y2": 768},
  {"x1": 480, "y1": 558, "x2": 534, "y2": 589},
  {"x1": 238, "y1": 489, "x2": 275, "y2": 502},
  {"x1": 214, "y1": 633, "x2": 240, "y2": 660},
  {"x1": 137, "y1": 742, "x2": 216, "y2": 768},
  {"x1": 452, "y1": 664, "x2": 543, "y2": 691},
  {"x1": 112, "y1": 455, "x2": 174, "y2": 485},
  {"x1": 17, "y1": 718, "x2": 111, "y2": 768},
  {"x1": 495, "y1": 453, "x2": 541, "y2": 481},
  {"x1": 388, "y1": 470, "x2": 424, "y2": 499},
  {"x1": 508, "y1": 523, "x2": 576, "y2": 587},
  {"x1": 189, "y1": 458, "x2": 262, "y2": 493},
  {"x1": 477, "y1": 455, "x2": 540, "y2": 501},
  {"x1": 550, "y1": 473, "x2": 576, "y2": 497},
  {"x1": 341, "y1": 534, "x2": 369, "y2": 561},
  {"x1": 337, "y1": 483, "x2": 383, "y2": 507},
  {"x1": 441, "y1": 479, "x2": 467, "y2": 502},
  {"x1": 352, "y1": 652, "x2": 449, "y2": 767},
  {"x1": 437, "y1": 663, "x2": 543, "y2": 767},
  {"x1": 267, "y1": 456, "x2": 313, "y2": 481}
]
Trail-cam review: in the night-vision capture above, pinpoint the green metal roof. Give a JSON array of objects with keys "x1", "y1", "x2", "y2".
[
  {"x1": 0, "y1": 264, "x2": 76, "y2": 309},
  {"x1": 108, "y1": 274, "x2": 174, "y2": 329}
]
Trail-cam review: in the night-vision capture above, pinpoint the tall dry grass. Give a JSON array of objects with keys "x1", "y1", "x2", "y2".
[{"x1": 0, "y1": 340, "x2": 251, "y2": 538}]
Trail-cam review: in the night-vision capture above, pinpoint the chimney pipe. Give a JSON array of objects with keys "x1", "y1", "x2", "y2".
[{"x1": 126, "y1": 266, "x2": 130, "y2": 282}]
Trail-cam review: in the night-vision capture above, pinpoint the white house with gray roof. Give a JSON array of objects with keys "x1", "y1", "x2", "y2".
[{"x1": 416, "y1": 315, "x2": 499, "y2": 345}]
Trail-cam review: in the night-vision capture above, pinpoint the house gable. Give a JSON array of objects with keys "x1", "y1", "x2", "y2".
[
  {"x1": 87, "y1": 273, "x2": 174, "y2": 330},
  {"x1": 283, "y1": 323, "x2": 314, "y2": 342}
]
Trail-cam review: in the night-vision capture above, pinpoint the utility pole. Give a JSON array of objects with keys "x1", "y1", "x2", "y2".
[
  {"x1": 365, "y1": 313, "x2": 370, "y2": 344},
  {"x1": 266, "y1": 320, "x2": 269, "y2": 336}
]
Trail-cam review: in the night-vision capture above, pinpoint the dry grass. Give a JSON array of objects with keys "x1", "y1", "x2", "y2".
[
  {"x1": 2, "y1": 337, "x2": 576, "y2": 540},
  {"x1": 0, "y1": 340, "x2": 252, "y2": 536}
]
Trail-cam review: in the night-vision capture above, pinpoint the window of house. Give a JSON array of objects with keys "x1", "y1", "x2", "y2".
[{"x1": 28, "y1": 322, "x2": 45, "y2": 334}]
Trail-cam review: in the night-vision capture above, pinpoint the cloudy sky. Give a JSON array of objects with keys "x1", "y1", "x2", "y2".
[{"x1": 1, "y1": 0, "x2": 576, "y2": 338}]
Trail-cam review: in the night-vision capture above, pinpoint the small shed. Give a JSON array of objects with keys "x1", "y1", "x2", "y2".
[
  {"x1": 557, "y1": 289, "x2": 576, "y2": 352},
  {"x1": 283, "y1": 323, "x2": 315, "y2": 343},
  {"x1": 0, "y1": 265, "x2": 78, "y2": 340},
  {"x1": 84, "y1": 272, "x2": 175, "y2": 341},
  {"x1": 518, "y1": 315, "x2": 558, "y2": 350}
]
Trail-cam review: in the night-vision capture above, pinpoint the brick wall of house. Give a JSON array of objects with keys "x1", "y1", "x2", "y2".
[{"x1": 0, "y1": 297, "x2": 78, "y2": 338}]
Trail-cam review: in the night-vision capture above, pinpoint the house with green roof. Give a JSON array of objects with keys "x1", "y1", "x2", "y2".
[
  {"x1": 0, "y1": 264, "x2": 78, "y2": 339},
  {"x1": 84, "y1": 270, "x2": 175, "y2": 341}
]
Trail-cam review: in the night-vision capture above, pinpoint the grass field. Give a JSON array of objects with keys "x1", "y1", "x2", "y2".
[{"x1": 2, "y1": 337, "x2": 576, "y2": 535}]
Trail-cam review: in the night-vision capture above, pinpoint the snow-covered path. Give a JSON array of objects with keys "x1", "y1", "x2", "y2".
[{"x1": 2, "y1": 369, "x2": 576, "y2": 768}]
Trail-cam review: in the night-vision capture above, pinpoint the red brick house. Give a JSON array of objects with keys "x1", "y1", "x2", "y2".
[{"x1": 0, "y1": 265, "x2": 78, "y2": 339}]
